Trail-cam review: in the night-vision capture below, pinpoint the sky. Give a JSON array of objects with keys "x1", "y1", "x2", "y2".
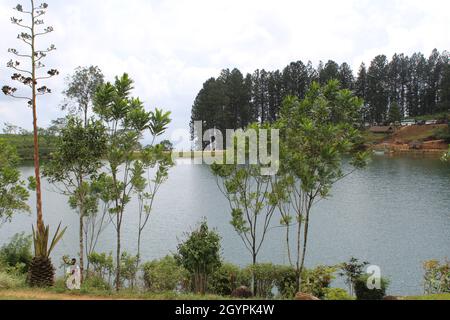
[{"x1": 0, "y1": 0, "x2": 449, "y2": 147}]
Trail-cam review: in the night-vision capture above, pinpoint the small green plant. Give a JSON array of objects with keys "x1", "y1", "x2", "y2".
[
  {"x1": 142, "y1": 256, "x2": 187, "y2": 292},
  {"x1": 301, "y1": 265, "x2": 337, "y2": 299},
  {"x1": 175, "y1": 220, "x2": 222, "y2": 295},
  {"x1": 338, "y1": 257, "x2": 369, "y2": 296},
  {"x1": 274, "y1": 265, "x2": 297, "y2": 299},
  {"x1": 423, "y1": 260, "x2": 450, "y2": 294},
  {"x1": 354, "y1": 274, "x2": 389, "y2": 300},
  {"x1": 88, "y1": 252, "x2": 114, "y2": 285},
  {"x1": 208, "y1": 263, "x2": 248, "y2": 296},
  {"x1": 0, "y1": 270, "x2": 25, "y2": 290},
  {"x1": 0, "y1": 233, "x2": 32, "y2": 274},
  {"x1": 323, "y1": 288, "x2": 354, "y2": 300},
  {"x1": 243, "y1": 263, "x2": 279, "y2": 298}
]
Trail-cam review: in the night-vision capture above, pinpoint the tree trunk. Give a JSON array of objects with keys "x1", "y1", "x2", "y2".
[
  {"x1": 115, "y1": 216, "x2": 121, "y2": 291},
  {"x1": 298, "y1": 210, "x2": 311, "y2": 289},
  {"x1": 251, "y1": 253, "x2": 256, "y2": 296},
  {"x1": 79, "y1": 213, "x2": 84, "y2": 283},
  {"x1": 30, "y1": 0, "x2": 44, "y2": 233}
]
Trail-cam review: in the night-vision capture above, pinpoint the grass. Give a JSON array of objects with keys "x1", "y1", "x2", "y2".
[{"x1": 406, "y1": 293, "x2": 450, "y2": 300}]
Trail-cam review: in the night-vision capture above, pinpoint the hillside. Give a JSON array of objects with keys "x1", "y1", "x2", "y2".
[{"x1": 0, "y1": 134, "x2": 57, "y2": 161}]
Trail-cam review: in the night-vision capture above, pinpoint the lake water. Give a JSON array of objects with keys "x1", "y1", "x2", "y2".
[{"x1": 1, "y1": 155, "x2": 449, "y2": 296}]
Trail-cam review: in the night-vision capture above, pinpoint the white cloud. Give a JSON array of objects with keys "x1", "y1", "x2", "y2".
[{"x1": 0, "y1": 0, "x2": 449, "y2": 138}]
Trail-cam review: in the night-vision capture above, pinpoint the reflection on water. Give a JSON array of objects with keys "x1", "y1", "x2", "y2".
[{"x1": 1, "y1": 155, "x2": 449, "y2": 295}]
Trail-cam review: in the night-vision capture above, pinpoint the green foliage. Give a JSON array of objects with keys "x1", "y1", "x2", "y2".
[
  {"x1": 0, "y1": 270, "x2": 25, "y2": 290},
  {"x1": 32, "y1": 223, "x2": 67, "y2": 259},
  {"x1": 176, "y1": 220, "x2": 222, "y2": 294},
  {"x1": 88, "y1": 252, "x2": 114, "y2": 284},
  {"x1": 244, "y1": 263, "x2": 278, "y2": 298},
  {"x1": 354, "y1": 274, "x2": 389, "y2": 300},
  {"x1": 388, "y1": 102, "x2": 402, "y2": 123},
  {"x1": 323, "y1": 288, "x2": 354, "y2": 300},
  {"x1": 301, "y1": 265, "x2": 337, "y2": 298},
  {"x1": 142, "y1": 256, "x2": 187, "y2": 292},
  {"x1": 338, "y1": 257, "x2": 370, "y2": 296},
  {"x1": 120, "y1": 252, "x2": 138, "y2": 287},
  {"x1": 0, "y1": 233, "x2": 32, "y2": 274},
  {"x1": 93, "y1": 73, "x2": 172, "y2": 290},
  {"x1": 0, "y1": 139, "x2": 30, "y2": 224},
  {"x1": 81, "y1": 275, "x2": 111, "y2": 292},
  {"x1": 208, "y1": 263, "x2": 249, "y2": 296},
  {"x1": 423, "y1": 260, "x2": 450, "y2": 294},
  {"x1": 274, "y1": 265, "x2": 298, "y2": 299}
]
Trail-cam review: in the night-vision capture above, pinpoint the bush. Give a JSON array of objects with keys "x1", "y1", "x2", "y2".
[
  {"x1": 301, "y1": 265, "x2": 337, "y2": 299},
  {"x1": 231, "y1": 286, "x2": 253, "y2": 298},
  {"x1": 423, "y1": 260, "x2": 450, "y2": 294},
  {"x1": 244, "y1": 263, "x2": 279, "y2": 298},
  {"x1": 82, "y1": 275, "x2": 111, "y2": 292},
  {"x1": 323, "y1": 288, "x2": 354, "y2": 300},
  {"x1": 354, "y1": 274, "x2": 389, "y2": 300},
  {"x1": 0, "y1": 233, "x2": 32, "y2": 274},
  {"x1": 142, "y1": 256, "x2": 187, "y2": 292},
  {"x1": 0, "y1": 271, "x2": 25, "y2": 289},
  {"x1": 274, "y1": 265, "x2": 297, "y2": 299},
  {"x1": 176, "y1": 220, "x2": 222, "y2": 294},
  {"x1": 208, "y1": 263, "x2": 249, "y2": 296},
  {"x1": 88, "y1": 252, "x2": 114, "y2": 284}
]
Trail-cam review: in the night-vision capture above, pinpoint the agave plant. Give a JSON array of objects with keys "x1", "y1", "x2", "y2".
[{"x1": 28, "y1": 222, "x2": 67, "y2": 287}]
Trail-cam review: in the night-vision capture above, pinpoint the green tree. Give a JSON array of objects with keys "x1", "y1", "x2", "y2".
[
  {"x1": 93, "y1": 73, "x2": 171, "y2": 291},
  {"x1": 0, "y1": 140, "x2": 30, "y2": 226},
  {"x1": 43, "y1": 116, "x2": 107, "y2": 281},
  {"x1": 338, "y1": 257, "x2": 369, "y2": 296},
  {"x1": 387, "y1": 102, "x2": 402, "y2": 123},
  {"x1": 212, "y1": 124, "x2": 279, "y2": 294},
  {"x1": 2, "y1": 1, "x2": 64, "y2": 287},
  {"x1": 274, "y1": 80, "x2": 368, "y2": 293},
  {"x1": 62, "y1": 66, "x2": 104, "y2": 127},
  {"x1": 175, "y1": 220, "x2": 222, "y2": 295}
]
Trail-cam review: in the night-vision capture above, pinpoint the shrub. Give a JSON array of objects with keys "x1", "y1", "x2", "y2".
[
  {"x1": 82, "y1": 275, "x2": 111, "y2": 292},
  {"x1": 88, "y1": 252, "x2": 114, "y2": 284},
  {"x1": 142, "y1": 255, "x2": 187, "y2": 292},
  {"x1": 354, "y1": 274, "x2": 389, "y2": 300},
  {"x1": 274, "y1": 265, "x2": 297, "y2": 299},
  {"x1": 301, "y1": 265, "x2": 337, "y2": 299},
  {"x1": 0, "y1": 233, "x2": 32, "y2": 274},
  {"x1": 0, "y1": 271, "x2": 25, "y2": 289},
  {"x1": 231, "y1": 286, "x2": 253, "y2": 298},
  {"x1": 423, "y1": 259, "x2": 450, "y2": 294},
  {"x1": 208, "y1": 263, "x2": 249, "y2": 296},
  {"x1": 323, "y1": 288, "x2": 354, "y2": 300},
  {"x1": 244, "y1": 263, "x2": 279, "y2": 298},
  {"x1": 175, "y1": 220, "x2": 222, "y2": 295}
]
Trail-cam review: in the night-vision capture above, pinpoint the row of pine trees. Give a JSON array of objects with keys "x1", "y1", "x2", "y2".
[{"x1": 191, "y1": 49, "x2": 450, "y2": 134}]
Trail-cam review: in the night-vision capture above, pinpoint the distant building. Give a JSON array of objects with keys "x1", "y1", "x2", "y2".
[
  {"x1": 401, "y1": 120, "x2": 415, "y2": 126},
  {"x1": 369, "y1": 126, "x2": 396, "y2": 134}
]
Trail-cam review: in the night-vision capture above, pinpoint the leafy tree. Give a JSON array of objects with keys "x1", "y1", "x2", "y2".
[
  {"x1": 212, "y1": 124, "x2": 279, "y2": 294},
  {"x1": 1, "y1": 0, "x2": 64, "y2": 287},
  {"x1": 0, "y1": 233, "x2": 33, "y2": 274},
  {"x1": 366, "y1": 55, "x2": 389, "y2": 123},
  {"x1": 93, "y1": 73, "x2": 171, "y2": 290},
  {"x1": 43, "y1": 116, "x2": 107, "y2": 282},
  {"x1": 62, "y1": 66, "x2": 105, "y2": 126},
  {"x1": 274, "y1": 81, "x2": 368, "y2": 293},
  {"x1": 338, "y1": 257, "x2": 369, "y2": 296},
  {"x1": 175, "y1": 220, "x2": 222, "y2": 295},
  {"x1": 0, "y1": 139, "x2": 30, "y2": 226}
]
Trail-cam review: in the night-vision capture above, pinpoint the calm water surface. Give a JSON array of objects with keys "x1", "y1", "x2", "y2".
[{"x1": 1, "y1": 155, "x2": 449, "y2": 295}]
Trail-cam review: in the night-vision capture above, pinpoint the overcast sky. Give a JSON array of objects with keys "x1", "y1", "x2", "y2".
[{"x1": 0, "y1": 0, "x2": 449, "y2": 145}]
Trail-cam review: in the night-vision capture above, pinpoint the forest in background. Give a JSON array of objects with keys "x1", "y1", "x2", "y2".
[{"x1": 191, "y1": 49, "x2": 450, "y2": 138}]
